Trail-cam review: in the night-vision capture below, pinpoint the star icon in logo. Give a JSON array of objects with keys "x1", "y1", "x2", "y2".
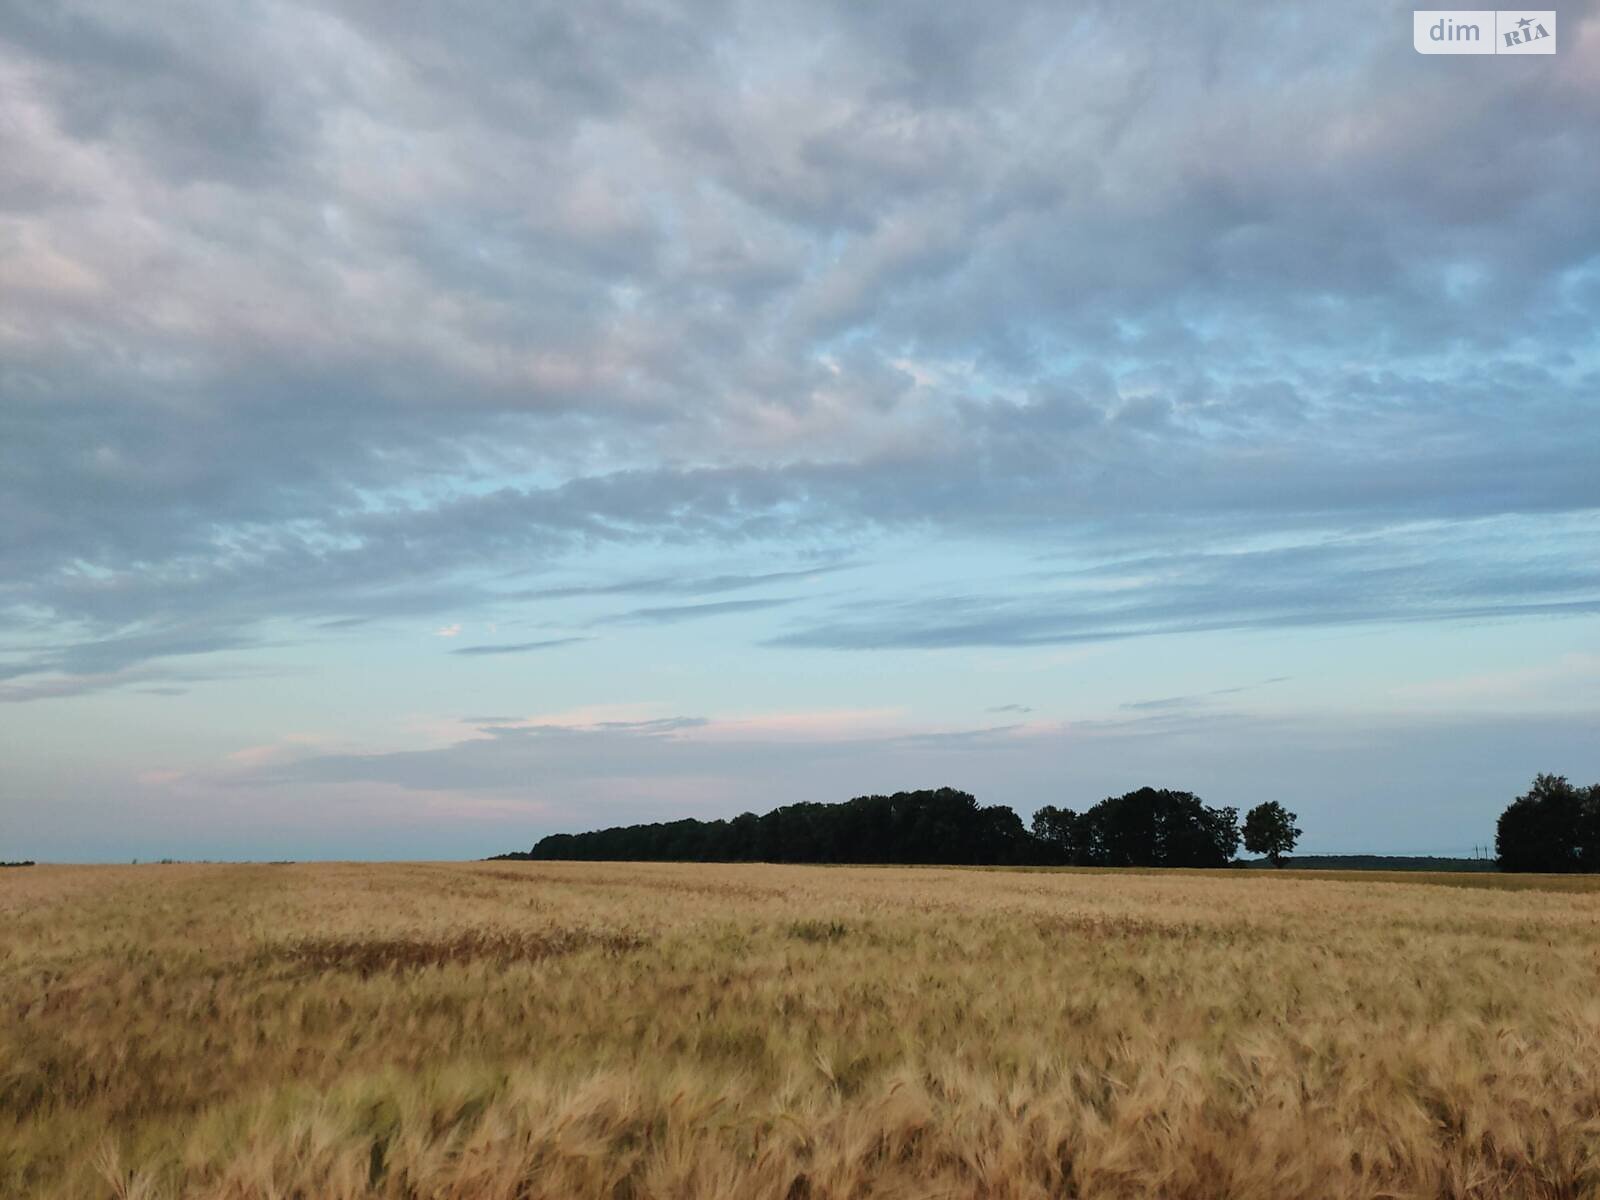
[{"x1": 1517, "y1": 16, "x2": 1533, "y2": 29}]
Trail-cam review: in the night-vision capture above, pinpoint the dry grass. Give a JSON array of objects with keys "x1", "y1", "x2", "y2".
[{"x1": 5, "y1": 861, "x2": 1600, "y2": 1199}]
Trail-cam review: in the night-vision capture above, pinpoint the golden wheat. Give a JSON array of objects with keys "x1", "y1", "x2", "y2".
[{"x1": 5, "y1": 861, "x2": 1600, "y2": 1199}]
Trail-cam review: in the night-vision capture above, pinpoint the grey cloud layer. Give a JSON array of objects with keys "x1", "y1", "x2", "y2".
[
  {"x1": 3, "y1": 0, "x2": 1599, "y2": 691},
  {"x1": 448, "y1": 637, "x2": 588, "y2": 657},
  {"x1": 771, "y1": 522, "x2": 1600, "y2": 649}
]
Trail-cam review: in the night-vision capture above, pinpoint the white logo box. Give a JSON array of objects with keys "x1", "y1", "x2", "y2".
[{"x1": 1414, "y1": 10, "x2": 1555, "y2": 54}]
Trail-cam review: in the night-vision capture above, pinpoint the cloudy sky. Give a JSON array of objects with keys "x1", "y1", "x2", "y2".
[{"x1": 3, "y1": 1, "x2": 1598, "y2": 861}]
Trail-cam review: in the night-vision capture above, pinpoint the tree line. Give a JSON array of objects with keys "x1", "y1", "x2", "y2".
[{"x1": 505, "y1": 787, "x2": 1303, "y2": 868}]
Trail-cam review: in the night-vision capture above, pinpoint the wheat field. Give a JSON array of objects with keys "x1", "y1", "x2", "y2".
[{"x1": 5, "y1": 862, "x2": 1600, "y2": 1199}]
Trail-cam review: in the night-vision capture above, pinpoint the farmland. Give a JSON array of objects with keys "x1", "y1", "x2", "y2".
[{"x1": 5, "y1": 862, "x2": 1600, "y2": 1199}]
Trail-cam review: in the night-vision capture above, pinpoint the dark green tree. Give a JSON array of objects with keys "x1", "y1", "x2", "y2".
[
  {"x1": 1030, "y1": 805, "x2": 1081, "y2": 865},
  {"x1": 1057, "y1": 788, "x2": 1238, "y2": 868},
  {"x1": 1496, "y1": 774, "x2": 1600, "y2": 873},
  {"x1": 1242, "y1": 801, "x2": 1301, "y2": 866}
]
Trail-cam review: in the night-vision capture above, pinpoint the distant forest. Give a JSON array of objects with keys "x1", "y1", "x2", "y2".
[
  {"x1": 501, "y1": 787, "x2": 1244, "y2": 868},
  {"x1": 499, "y1": 773, "x2": 1599, "y2": 872},
  {"x1": 1239, "y1": 855, "x2": 1495, "y2": 873}
]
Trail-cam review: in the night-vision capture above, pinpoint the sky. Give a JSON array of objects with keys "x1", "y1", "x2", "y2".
[{"x1": 2, "y1": 1, "x2": 1598, "y2": 862}]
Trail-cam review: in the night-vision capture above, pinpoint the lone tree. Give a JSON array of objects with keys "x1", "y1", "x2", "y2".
[
  {"x1": 1496, "y1": 773, "x2": 1600, "y2": 873},
  {"x1": 1242, "y1": 801, "x2": 1301, "y2": 866}
]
